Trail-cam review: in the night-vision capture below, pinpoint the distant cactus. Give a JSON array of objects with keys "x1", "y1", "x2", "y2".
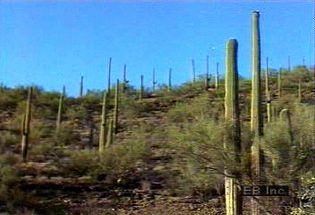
[
  {"x1": 122, "y1": 64, "x2": 129, "y2": 93},
  {"x1": 278, "y1": 68, "x2": 282, "y2": 98},
  {"x1": 224, "y1": 39, "x2": 242, "y2": 215},
  {"x1": 113, "y1": 79, "x2": 119, "y2": 134},
  {"x1": 80, "y1": 76, "x2": 84, "y2": 97},
  {"x1": 139, "y1": 75, "x2": 144, "y2": 101},
  {"x1": 215, "y1": 62, "x2": 219, "y2": 89},
  {"x1": 298, "y1": 79, "x2": 302, "y2": 102},
  {"x1": 105, "y1": 118, "x2": 113, "y2": 148},
  {"x1": 21, "y1": 87, "x2": 33, "y2": 162},
  {"x1": 56, "y1": 86, "x2": 66, "y2": 134},
  {"x1": 99, "y1": 91, "x2": 108, "y2": 153},
  {"x1": 168, "y1": 68, "x2": 172, "y2": 92}
]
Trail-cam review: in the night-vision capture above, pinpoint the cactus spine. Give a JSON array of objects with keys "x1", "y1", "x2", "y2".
[
  {"x1": 80, "y1": 76, "x2": 84, "y2": 97},
  {"x1": 99, "y1": 91, "x2": 108, "y2": 153},
  {"x1": 56, "y1": 86, "x2": 65, "y2": 134},
  {"x1": 205, "y1": 55, "x2": 209, "y2": 90},
  {"x1": 21, "y1": 87, "x2": 33, "y2": 162},
  {"x1": 113, "y1": 79, "x2": 119, "y2": 134},
  {"x1": 139, "y1": 75, "x2": 144, "y2": 101},
  {"x1": 215, "y1": 62, "x2": 219, "y2": 89},
  {"x1": 265, "y1": 57, "x2": 271, "y2": 123},
  {"x1": 168, "y1": 68, "x2": 172, "y2": 92},
  {"x1": 250, "y1": 11, "x2": 263, "y2": 215},
  {"x1": 224, "y1": 39, "x2": 242, "y2": 215},
  {"x1": 191, "y1": 59, "x2": 196, "y2": 83}
]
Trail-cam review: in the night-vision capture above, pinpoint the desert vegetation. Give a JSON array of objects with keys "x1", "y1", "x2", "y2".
[{"x1": 0, "y1": 11, "x2": 314, "y2": 215}]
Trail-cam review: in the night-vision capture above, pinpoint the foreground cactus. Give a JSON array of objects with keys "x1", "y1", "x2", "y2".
[
  {"x1": 99, "y1": 91, "x2": 108, "y2": 153},
  {"x1": 113, "y1": 79, "x2": 119, "y2": 134},
  {"x1": 250, "y1": 10, "x2": 263, "y2": 215},
  {"x1": 56, "y1": 86, "x2": 65, "y2": 134},
  {"x1": 21, "y1": 87, "x2": 33, "y2": 162},
  {"x1": 224, "y1": 39, "x2": 242, "y2": 215},
  {"x1": 105, "y1": 118, "x2": 113, "y2": 148}
]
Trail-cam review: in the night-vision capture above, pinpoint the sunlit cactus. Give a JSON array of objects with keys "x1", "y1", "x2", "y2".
[{"x1": 21, "y1": 87, "x2": 33, "y2": 162}]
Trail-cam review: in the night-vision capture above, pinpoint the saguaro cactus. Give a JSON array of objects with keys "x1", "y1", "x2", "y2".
[
  {"x1": 168, "y1": 68, "x2": 172, "y2": 92},
  {"x1": 122, "y1": 64, "x2": 128, "y2": 93},
  {"x1": 113, "y1": 79, "x2": 119, "y2": 134},
  {"x1": 191, "y1": 59, "x2": 196, "y2": 83},
  {"x1": 250, "y1": 11, "x2": 263, "y2": 215},
  {"x1": 99, "y1": 91, "x2": 108, "y2": 153},
  {"x1": 139, "y1": 75, "x2": 144, "y2": 101},
  {"x1": 21, "y1": 87, "x2": 33, "y2": 162},
  {"x1": 265, "y1": 57, "x2": 271, "y2": 123},
  {"x1": 278, "y1": 68, "x2": 282, "y2": 98},
  {"x1": 224, "y1": 39, "x2": 242, "y2": 215},
  {"x1": 298, "y1": 79, "x2": 302, "y2": 102},
  {"x1": 205, "y1": 55, "x2": 209, "y2": 90},
  {"x1": 215, "y1": 62, "x2": 219, "y2": 89},
  {"x1": 56, "y1": 86, "x2": 66, "y2": 134},
  {"x1": 80, "y1": 76, "x2": 84, "y2": 97}
]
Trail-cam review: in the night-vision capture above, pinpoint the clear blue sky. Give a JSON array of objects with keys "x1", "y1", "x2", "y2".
[{"x1": 0, "y1": 1, "x2": 314, "y2": 96}]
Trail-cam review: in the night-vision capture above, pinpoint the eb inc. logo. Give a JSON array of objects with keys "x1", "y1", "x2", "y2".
[{"x1": 242, "y1": 185, "x2": 289, "y2": 196}]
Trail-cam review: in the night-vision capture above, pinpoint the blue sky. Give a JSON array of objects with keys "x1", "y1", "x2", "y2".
[{"x1": 0, "y1": 1, "x2": 314, "y2": 96}]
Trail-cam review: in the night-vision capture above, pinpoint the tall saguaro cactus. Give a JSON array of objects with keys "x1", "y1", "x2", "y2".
[
  {"x1": 168, "y1": 68, "x2": 172, "y2": 92},
  {"x1": 224, "y1": 39, "x2": 242, "y2": 215},
  {"x1": 99, "y1": 91, "x2": 108, "y2": 153},
  {"x1": 105, "y1": 118, "x2": 113, "y2": 148},
  {"x1": 56, "y1": 86, "x2": 66, "y2": 134},
  {"x1": 113, "y1": 79, "x2": 119, "y2": 134},
  {"x1": 250, "y1": 11, "x2": 263, "y2": 215},
  {"x1": 122, "y1": 64, "x2": 128, "y2": 93},
  {"x1": 21, "y1": 87, "x2": 33, "y2": 162}
]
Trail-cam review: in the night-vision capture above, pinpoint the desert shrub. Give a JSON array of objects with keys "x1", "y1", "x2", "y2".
[
  {"x1": 54, "y1": 123, "x2": 78, "y2": 146},
  {"x1": 0, "y1": 131, "x2": 18, "y2": 152}
]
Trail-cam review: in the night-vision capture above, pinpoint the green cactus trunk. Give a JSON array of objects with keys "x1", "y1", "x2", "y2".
[
  {"x1": 105, "y1": 118, "x2": 113, "y2": 148},
  {"x1": 99, "y1": 91, "x2": 108, "y2": 153},
  {"x1": 224, "y1": 39, "x2": 242, "y2": 215},
  {"x1": 113, "y1": 79, "x2": 119, "y2": 134},
  {"x1": 21, "y1": 87, "x2": 33, "y2": 162},
  {"x1": 191, "y1": 59, "x2": 195, "y2": 83},
  {"x1": 215, "y1": 62, "x2": 219, "y2": 89},
  {"x1": 250, "y1": 11, "x2": 263, "y2": 215},
  {"x1": 80, "y1": 76, "x2": 84, "y2": 97},
  {"x1": 56, "y1": 86, "x2": 65, "y2": 134},
  {"x1": 139, "y1": 75, "x2": 144, "y2": 101},
  {"x1": 168, "y1": 68, "x2": 172, "y2": 92},
  {"x1": 205, "y1": 55, "x2": 209, "y2": 90},
  {"x1": 265, "y1": 57, "x2": 271, "y2": 123},
  {"x1": 278, "y1": 68, "x2": 282, "y2": 98}
]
